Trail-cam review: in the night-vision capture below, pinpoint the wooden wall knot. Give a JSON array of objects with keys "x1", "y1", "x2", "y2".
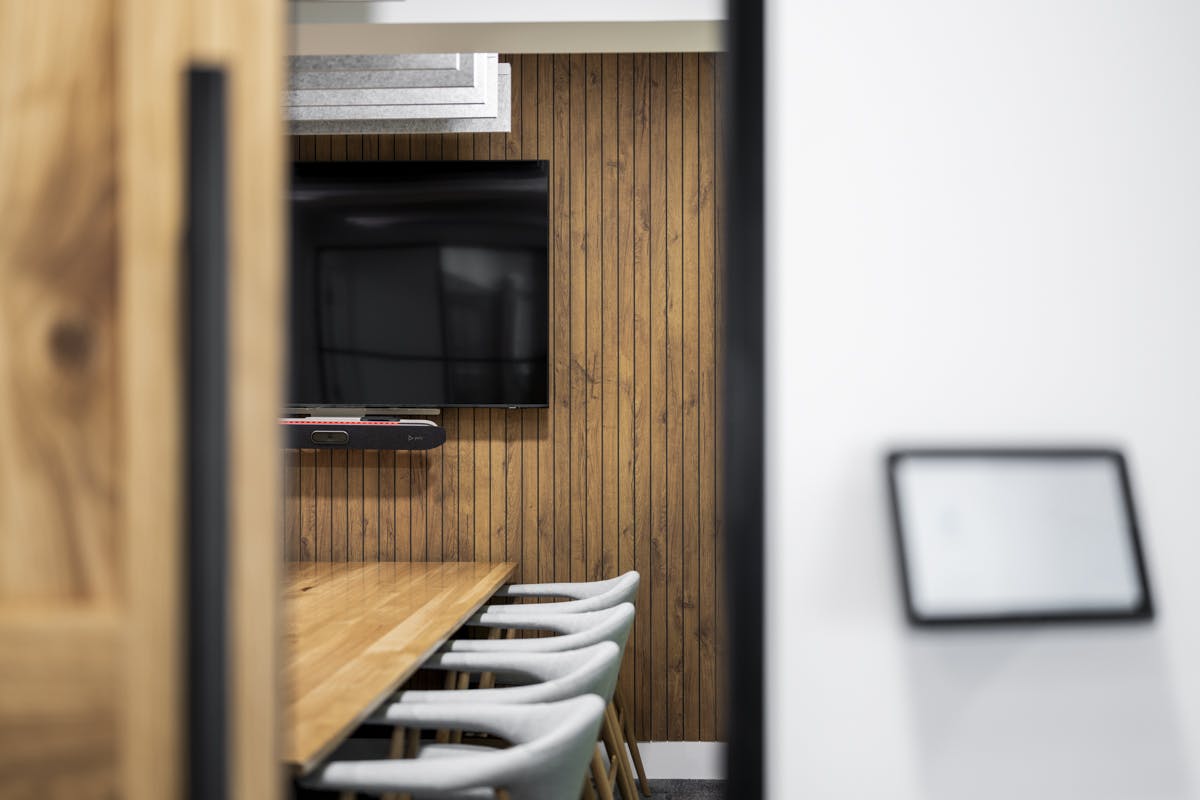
[{"x1": 48, "y1": 318, "x2": 93, "y2": 370}]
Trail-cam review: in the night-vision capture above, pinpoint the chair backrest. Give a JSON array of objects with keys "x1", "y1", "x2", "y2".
[
  {"x1": 500, "y1": 696, "x2": 608, "y2": 800},
  {"x1": 304, "y1": 696, "x2": 607, "y2": 800},
  {"x1": 376, "y1": 642, "x2": 623, "y2": 713},
  {"x1": 484, "y1": 571, "x2": 640, "y2": 616},
  {"x1": 495, "y1": 570, "x2": 640, "y2": 603},
  {"x1": 446, "y1": 603, "x2": 636, "y2": 656}
]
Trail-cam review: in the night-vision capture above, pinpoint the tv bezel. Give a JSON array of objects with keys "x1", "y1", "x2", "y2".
[{"x1": 287, "y1": 159, "x2": 551, "y2": 410}]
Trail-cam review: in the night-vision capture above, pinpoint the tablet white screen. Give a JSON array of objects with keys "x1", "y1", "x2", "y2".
[{"x1": 893, "y1": 455, "x2": 1146, "y2": 619}]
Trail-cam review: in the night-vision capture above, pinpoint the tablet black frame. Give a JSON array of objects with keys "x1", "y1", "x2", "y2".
[{"x1": 886, "y1": 448, "x2": 1155, "y2": 627}]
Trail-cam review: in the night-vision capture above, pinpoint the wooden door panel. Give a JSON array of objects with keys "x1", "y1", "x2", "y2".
[
  {"x1": 0, "y1": 613, "x2": 118, "y2": 799},
  {"x1": 0, "y1": 3, "x2": 121, "y2": 797},
  {"x1": 1, "y1": 0, "x2": 284, "y2": 797}
]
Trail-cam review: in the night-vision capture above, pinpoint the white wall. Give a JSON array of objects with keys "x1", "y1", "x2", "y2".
[{"x1": 765, "y1": 2, "x2": 1200, "y2": 798}]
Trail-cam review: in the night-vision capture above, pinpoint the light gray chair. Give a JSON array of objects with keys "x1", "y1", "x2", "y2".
[
  {"x1": 301, "y1": 696, "x2": 606, "y2": 800},
  {"x1": 371, "y1": 643, "x2": 624, "y2": 800},
  {"x1": 483, "y1": 572, "x2": 640, "y2": 617},
  {"x1": 380, "y1": 642, "x2": 622, "y2": 709},
  {"x1": 445, "y1": 604, "x2": 641, "y2": 799},
  {"x1": 477, "y1": 576, "x2": 650, "y2": 798},
  {"x1": 447, "y1": 604, "x2": 635, "y2": 655}
]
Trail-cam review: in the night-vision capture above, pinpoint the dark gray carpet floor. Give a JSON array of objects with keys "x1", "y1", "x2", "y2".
[{"x1": 642, "y1": 780, "x2": 725, "y2": 799}]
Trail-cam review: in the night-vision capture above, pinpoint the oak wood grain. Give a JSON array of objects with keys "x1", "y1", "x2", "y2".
[
  {"x1": 0, "y1": 4, "x2": 120, "y2": 797},
  {"x1": 283, "y1": 561, "x2": 516, "y2": 773}
]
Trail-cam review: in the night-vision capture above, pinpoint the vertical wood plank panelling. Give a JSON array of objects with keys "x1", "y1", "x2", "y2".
[
  {"x1": 713, "y1": 55, "x2": 728, "y2": 742},
  {"x1": 682, "y1": 52, "x2": 701, "y2": 742},
  {"x1": 552, "y1": 54, "x2": 572, "y2": 587},
  {"x1": 584, "y1": 54, "x2": 603, "y2": 583},
  {"x1": 542, "y1": 54, "x2": 559, "y2": 587},
  {"x1": 442, "y1": 411, "x2": 458, "y2": 561},
  {"x1": 491, "y1": 409, "x2": 507, "y2": 563},
  {"x1": 363, "y1": 450, "x2": 379, "y2": 561},
  {"x1": 568, "y1": 54, "x2": 588, "y2": 583},
  {"x1": 601, "y1": 53, "x2": 620, "y2": 589},
  {"x1": 507, "y1": 54, "x2": 524, "y2": 159},
  {"x1": 505, "y1": 414, "x2": 522, "y2": 572},
  {"x1": 331, "y1": 449, "x2": 347, "y2": 561},
  {"x1": 647, "y1": 52, "x2": 670, "y2": 742},
  {"x1": 615, "y1": 52, "x2": 637, "y2": 707},
  {"x1": 315, "y1": 450, "x2": 331, "y2": 560},
  {"x1": 348, "y1": 449, "x2": 364, "y2": 561},
  {"x1": 631, "y1": 52, "x2": 655, "y2": 741},
  {"x1": 460, "y1": 408, "x2": 476, "y2": 562},
  {"x1": 426, "y1": 439, "x2": 443, "y2": 563},
  {"x1": 395, "y1": 450, "x2": 411, "y2": 562},
  {"x1": 665, "y1": 52, "x2": 686, "y2": 742},
  {"x1": 411, "y1": 453, "x2": 427, "y2": 562},
  {"x1": 285, "y1": 53, "x2": 723, "y2": 742},
  {"x1": 474, "y1": 408, "x2": 490, "y2": 562},
  {"x1": 380, "y1": 450, "x2": 396, "y2": 560},
  {"x1": 697, "y1": 53, "x2": 718, "y2": 742}
]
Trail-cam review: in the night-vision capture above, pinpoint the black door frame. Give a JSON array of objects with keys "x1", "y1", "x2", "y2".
[{"x1": 723, "y1": 0, "x2": 766, "y2": 797}]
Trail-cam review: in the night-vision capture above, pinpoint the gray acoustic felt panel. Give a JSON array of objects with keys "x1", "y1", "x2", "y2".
[{"x1": 287, "y1": 59, "x2": 511, "y2": 135}]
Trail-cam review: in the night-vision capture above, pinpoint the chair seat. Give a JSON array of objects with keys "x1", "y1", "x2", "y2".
[
  {"x1": 301, "y1": 697, "x2": 607, "y2": 800},
  {"x1": 414, "y1": 743, "x2": 492, "y2": 760}
]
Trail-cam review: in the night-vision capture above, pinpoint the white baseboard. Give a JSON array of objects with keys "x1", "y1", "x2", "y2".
[{"x1": 633, "y1": 741, "x2": 726, "y2": 780}]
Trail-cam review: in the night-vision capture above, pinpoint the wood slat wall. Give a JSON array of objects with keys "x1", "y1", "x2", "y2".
[{"x1": 286, "y1": 53, "x2": 724, "y2": 742}]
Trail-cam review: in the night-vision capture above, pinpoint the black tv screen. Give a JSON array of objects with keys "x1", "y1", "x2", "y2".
[{"x1": 289, "y1": 160, "x2": 549, "y2": 408}]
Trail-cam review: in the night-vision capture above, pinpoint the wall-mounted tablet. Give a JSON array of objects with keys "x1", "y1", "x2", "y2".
[{"x1": 887, "y1": 449, "x2": 1154, "y2": 625}]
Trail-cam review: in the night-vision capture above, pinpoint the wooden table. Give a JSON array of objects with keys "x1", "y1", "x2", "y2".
[{"x1": 284, "y1": 561, "x2": 516, "y2": 773}]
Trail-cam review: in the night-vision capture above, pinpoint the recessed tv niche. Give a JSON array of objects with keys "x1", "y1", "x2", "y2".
[{"x1": 289, "y1": 160, "x2": 549, "y2": 408}]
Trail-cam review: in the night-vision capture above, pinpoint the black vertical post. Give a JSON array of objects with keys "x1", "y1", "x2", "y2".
[
  {"x1": 186, "y1": 67, "x2": 229, "y2": 800},
  {"x1": 724, "y1": 0, "x2": 765, "y2": 797}
]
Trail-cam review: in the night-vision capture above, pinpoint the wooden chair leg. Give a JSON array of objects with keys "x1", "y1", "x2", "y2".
[
  {"x1": 616, "y1": 686, "x2": 651, "y2": 796},
  {"x1": 590, "y1": 743, "x2": 614, "y2": 800},
  {"x1": 478, "y1": 627, "x2": 504, "y2": 689},
  {"x1": 391, "y1": 725, "x2": 409, "y2": 756},
  {"x1": 387, "y1": 729, "x2": 421, "y2": 800},
  {"x1": 406, "y1": 727, "x2": 421, "y2": 758},
  {"x1": 449, "y1": 670, "x2": 472, "y2": 743},
  {"x1": 601, "y1": 704, "x2": 638, "y2": 800},
  {"x1": 378, "y1": 726, "x2": 410, "y2": 800},
  {"x1": 435, "y1": 671, "x2": 460, "y2": 743}
]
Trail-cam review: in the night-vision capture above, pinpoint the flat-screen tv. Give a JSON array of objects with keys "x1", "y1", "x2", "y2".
[{"x1": 289, "y1": 160, "x2": 549, "y2": 408}]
